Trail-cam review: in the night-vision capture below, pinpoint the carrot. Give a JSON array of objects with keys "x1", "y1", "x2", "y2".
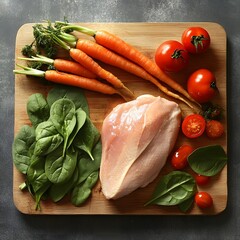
[
  {"x1": 60, "y1": 24, "x2": 198, "y2": 105},
  {"x1": 38, "y1": 31, "x2": 135, "y2": 101},
  {"x1": 53, "y1": 59, "x2": 96, "y2": 79},
  {"x1": 76, "y1": 39, "x2": 194, "y2": 108},
  {"x1": 19, "y1": 55, "x2": 97, "y2": 79},
  {"x1": 68, "y1": 48, "x2": 135, "y2": 101},
  {"x1": 13, "y1": 65, "x2": 133, "y2": 101},
  {"x1": 96, "y1": 31, "x2": 196, "y2": 103}
]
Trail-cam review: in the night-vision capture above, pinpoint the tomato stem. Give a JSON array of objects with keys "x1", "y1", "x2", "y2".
[
  {"x1": 191, "y1": 35, "x2": 209, "y2": 52},
  {"x1": 210, "y1": 81, "x2": 217, "y2": 89},
  {"x1": 171, "y1": 49, "x2": 185, "y2": 59}
]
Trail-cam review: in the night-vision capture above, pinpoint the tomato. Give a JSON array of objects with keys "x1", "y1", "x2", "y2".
[
  {"x1": 187, "y1": 69, "x2": 217, "y2": 103},
  {"x1": 206, "y1": 120, "x2": 224, "y2": 138},
  {"x1": 171, "y1": 145, "x2": 194, "y2": 170},
  {"x1": 182, "y1": 27, "x2": 210, "y2": 54},
  {"x1": 155, "y1": 40, "x2": 189, "y2": 72},
  {"x1": 182, "y1": 114, "x2": 206, "y2": 138},
  {"x1": 195, "y1": 192, "x2": 213, "y2": 208},
  {"x1": 195, "y1": 174, "x2": 210, "y2": 186}
]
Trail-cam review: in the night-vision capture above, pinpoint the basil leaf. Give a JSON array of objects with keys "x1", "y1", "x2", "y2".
[
  {"x1": 50, "y1": 99, "x2": 76, "y2": 155},
  {"x1": 188, "y1": 145, "x2": 227, "y2": 176},
  {"x1": 47, "y1": 85, "x2": 89, "y2": 115},
  {"x1": 27, "y1": 93, "x2": 50, "y2": 128},
  {"x1": 145, "y1": 171, "x2": 196, "y2": 206},
  {"x1": 12, "y1": 125, "x2": 36, "y2": 174}
]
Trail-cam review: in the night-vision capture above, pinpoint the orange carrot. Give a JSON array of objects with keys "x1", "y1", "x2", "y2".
[
  {"x1": 95, "y1": 31, "x2": 196, "y2": 101},
  {"x1": 44, "y1": 70, "x2": 117, "y2": 95},
  {"x1": 61, "y1": 24, "x2": 197, "y2": 105},
  {"x1": 68, "y1": 48, "x2": 135, "y2": 101},
  {"x1": 19, "y1": 55, "x2": 97, "y2": 79},
  {"x1": 13, "y1": 66, "x2": 133, "y2": 101},
  {"x1": 53, "y1": 59, "x2": 96, "y2": 79},
  {"x1": 76, "y1": 39, "x2": 194, "y2": 108}
]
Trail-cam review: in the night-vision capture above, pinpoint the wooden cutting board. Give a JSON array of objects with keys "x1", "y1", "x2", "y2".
[{"x1": 13, "y1": 22, "x2": 227, "y2": 215}]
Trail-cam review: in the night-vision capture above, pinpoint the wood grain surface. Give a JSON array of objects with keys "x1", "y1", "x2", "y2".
[{"x1": 13, "y1": 22, "x2": 227, "y2": 215}]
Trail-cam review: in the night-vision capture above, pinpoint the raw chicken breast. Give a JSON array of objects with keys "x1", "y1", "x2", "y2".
[{"x1": 100, "y1": 95, "x2": 181, "y2": 199}]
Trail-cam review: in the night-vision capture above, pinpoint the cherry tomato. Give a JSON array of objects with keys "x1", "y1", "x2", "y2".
[
  {"x1": 182, "y1": 27, "x2": 210, "y2": 54},
  {"x1": 155, "y1": 40, "x2": 189, "y2": 72},
  {"x1": 171, "y1": 145, "x2": 194, "y2": 170},
  {"x1": 195, "y1": 174, "x2": 210, "y2": 186},
  {"x1": 182, "y1": 114, "x2": 206, "y2": 138},
  {"x1": 195, "y1": 192, "x2": 213, "y2": 209},
  {"x1": 206, "y1": 120, "x2": 224, "y2": 138},
  {"x1": 187, "y1": 69, "x2": 218, "y2": 103}
]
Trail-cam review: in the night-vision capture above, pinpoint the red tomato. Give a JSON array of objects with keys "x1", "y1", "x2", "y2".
[
  {"x1": 171, "y1": 145, "x2": 194, "y2": 170},
  {"x1": 182, "y1": 27, "x2": 210, "y2": 54},
  {"x1": 155, "y1": 40, "x2": 189, "y2": 72},
  {"x1": 206, "y1": 120, "x2": 224, "y2": 138},
  {"x1": 195, "y1": 174, "x2": 210, "y2": 186},
  {"x1": 187, "y1": 69, "x2": 217, "y2": 103},
  {"x1": 195, "y1": 192, "x2": 213, "y2": 208},
  {"x1": 182, "y1": 114, "x2": 206, "y2": 138}
]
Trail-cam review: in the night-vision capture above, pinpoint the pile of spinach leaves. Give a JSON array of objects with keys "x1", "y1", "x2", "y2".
[{"x1": 12, "y1": 85, "x2": 101, "y2": 210}]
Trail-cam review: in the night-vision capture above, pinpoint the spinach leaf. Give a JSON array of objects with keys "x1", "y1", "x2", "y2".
[
  {"x1": 27, "y1": 155, "x2": 49, "y2": 193},
  {"x1": 49, "y1": 166, "x2": 79, "y2": 202},
  {"x1": 27, "y1": 93, "x2": 50, "y2": 128},
  {"x1": 34, "y1": 181, "x2": 52, "y2": 210},
  {"x1": 67, "y1": 108, "x2": 86, "y2": 149},
  {"x1": 188, "y1": 145, "x2": 227, "y2": 176},
  {"x1": 12, "y1": 125, "x2": 36, "y2": 174},
  {"x1": 77, "y1": 140, "x2": 102, "y2": 185},
  {"x1": 71, "y1": 171, "x2": 99, "y2": 206},
  {"x1": 45, "y1": 146, "x2": 78, "y2": 184},
  {"x1": 25, "y1": 154, "x2": 52, "y2": 210},
  {"x1": 47, "y1": 85, "x2": 89, "y2": 115},
  {"x1": 145, "y1": 171, "x2": 196, "y2": 206},
  {"x1": 50, "y1": 99, "x2": 76, "y2": 155},
  {"x1": 73, "y1": 116, "x2": 100, "y2": 160},
  {"x1": 178, "y1": 196, "x2": 194, "y2": 213},
  {"x1": 34, "y1": 120, "x2": 63, "y2": 156}
]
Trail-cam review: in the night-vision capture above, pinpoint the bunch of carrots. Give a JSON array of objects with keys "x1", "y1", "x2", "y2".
[{"x1": 14, "y1": 20, "x2": 199, "y2": 108}]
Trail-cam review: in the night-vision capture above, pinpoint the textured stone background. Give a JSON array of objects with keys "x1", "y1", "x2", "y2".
[{"x1": 0, "y1": 0, "x2": 238, "y2": 239}]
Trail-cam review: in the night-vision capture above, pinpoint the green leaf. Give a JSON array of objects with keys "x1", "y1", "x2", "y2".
[
  {"x1": 71, "y1": 171, "x2": 99, "y2": 206},
  {"x1": 178, "y1": 196, "x2": 194, "y2": 213},
  {"x1": 77, "y1": 140, "x2": 102, "y2": 185},
  {"x1": 73, "y1": 115, "x2": 100, "y2": 160},
  {"x1": 12, "y1": 125, "x2": 36, "y2": 174},
  {"x1": 145, "y1": 171, "x2": 196, "y2": 206},
  {"x1": 27, "y1": 155, "x2": 49, "y2": 193},
  {"x1": 47, "y1": 85, "x2": 89, "y2": 115},
  {"x1": 27, "y1": 93, "x2": 50, "y2": 128},
  {"x1": 34, "y1": 181, "x2": 52, "y2": 210},
  {"x1": 188, "y1": 145, "x2": 227, "y2": 176},
  {"x1": 50, "y1": 99, "x2": 76, "y2": 155},
  {"x1": 49, "y1": 166, "x2": 79, "y2": 202},
  {"x1": 67, "y1": 108, "x2": 86, "y2": 148},
  {"x1": 45, "y1": 146, "x2": 78, "y2": 184},
  {"x1": 34, "y1": 120, "x2": 63, "y2": 156}
]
